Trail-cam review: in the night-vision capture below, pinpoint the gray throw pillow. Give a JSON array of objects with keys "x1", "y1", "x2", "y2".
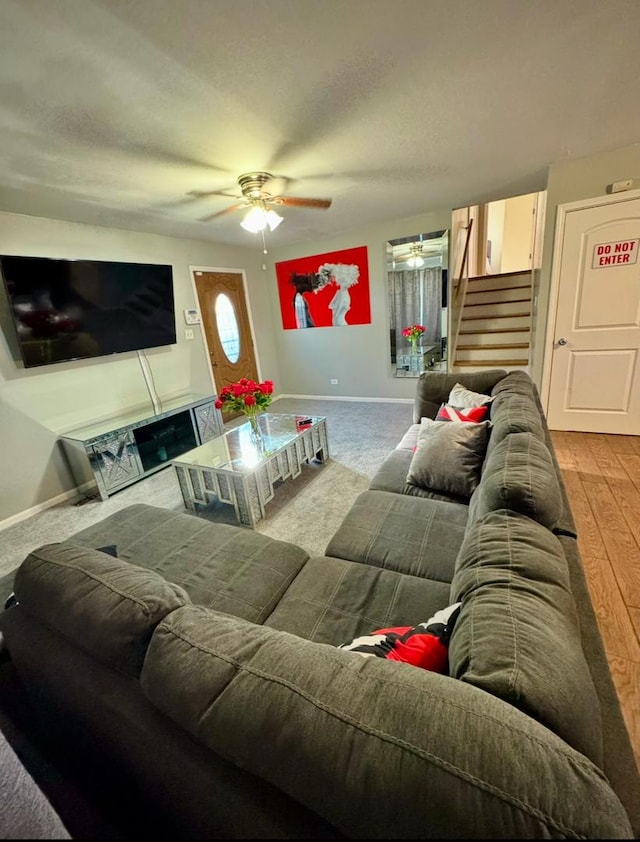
[{"x1": 406, "y1": 418, "x2": 491, "y2": 498}]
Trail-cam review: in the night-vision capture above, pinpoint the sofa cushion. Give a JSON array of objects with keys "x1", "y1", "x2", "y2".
[
  {"x1": 64, "y1": 504, "x2": 309, "y2": 624},
  {"x1": 13, "y1": 543, "x2": 190, "y2": 677},
  {"x1": 141, "y1": 604, "x2": 633, "y2": 839},
  {"x1": 449, "y1": 509, "x2": 603, "y2": 766},
  {"x1": 325, "y1": 489, "x2": 468, "y2": 580},
  {"x1": 490, "y1": 370, "x2": 538, "y2": 399},
  {"x1": 470, "y1": 431, "x2": 563, "y2": 528},
  {"x1": 370, "y1": 449, "x2": 471, "y2": 504},
  {"x1": 264, "y1": 555, "x2": 452, "y2": 645},
  {"x1": 406, "y1": 418, "x2": 490, "y2": 498}
]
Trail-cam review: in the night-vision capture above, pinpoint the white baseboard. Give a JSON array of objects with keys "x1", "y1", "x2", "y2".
[
  {"x1": 0, "y1": 481, "x2": 96, "y2": 533},
  {"x1": 274, "y1": 394, "x2": 414, "y2": 404}
]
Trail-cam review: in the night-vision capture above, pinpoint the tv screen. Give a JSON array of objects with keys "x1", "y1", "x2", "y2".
[{"x1": 0, "y1": 255, "x2": 176, "y2": 368}]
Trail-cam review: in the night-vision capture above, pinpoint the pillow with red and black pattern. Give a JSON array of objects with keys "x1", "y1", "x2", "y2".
[
  {"x1": 338, "y1": 602, "x2": 461, "y2": 673},
  {"x1": 436, "y1": 403, "x2": 489, "y2": 422}
]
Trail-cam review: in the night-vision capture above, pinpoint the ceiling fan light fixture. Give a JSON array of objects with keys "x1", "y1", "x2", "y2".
[
  {"x1": 240, "y1": 205, "x2": 283, "y2": 233},
  {"x1": 406, "y1": 242, "x2": 425, "y2": 268}
]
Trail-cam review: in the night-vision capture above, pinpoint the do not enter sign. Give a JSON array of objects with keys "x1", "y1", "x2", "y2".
[{"x1": 592, "y1": 238, "x2": 639, "y2": 268}]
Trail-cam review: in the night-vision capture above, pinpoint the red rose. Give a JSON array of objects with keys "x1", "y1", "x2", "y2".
[
  {"x1": 244, "y1": 394, "x2": 256, "y2": 406},
  {"x1": 214, "y1": 399, "x2": 223, "y2": 409}
]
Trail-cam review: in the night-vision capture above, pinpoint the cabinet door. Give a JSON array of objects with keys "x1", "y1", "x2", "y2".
[
  {"x1": 90, "y1": 430, "x2": 143, "y2": 494},
  {"x1": 193, "y1": 400, "x2": 223, "y2": 443}
]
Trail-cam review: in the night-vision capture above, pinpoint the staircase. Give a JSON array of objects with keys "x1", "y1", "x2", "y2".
[{"x1": 453, "y1": 270, "x2": 532, "y2": 371}]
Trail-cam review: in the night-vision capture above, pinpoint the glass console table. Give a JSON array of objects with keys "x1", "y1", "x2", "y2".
[{"x1": 171, "y1": 413, "x2": 329, "y2": 527}]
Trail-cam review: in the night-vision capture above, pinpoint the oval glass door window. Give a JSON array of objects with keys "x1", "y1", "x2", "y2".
[{"x1": 215, "y1": 294, "x2": 240, "y2": 363}]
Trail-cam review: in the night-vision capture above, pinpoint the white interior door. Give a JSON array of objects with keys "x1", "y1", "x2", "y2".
[{"x1": 543, "y1": 190, "x2": 640, "y2": 434}]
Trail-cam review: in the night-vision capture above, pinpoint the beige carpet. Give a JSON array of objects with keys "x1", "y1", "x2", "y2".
[{"x1": 0, "y1": 397, "x2": 414, "y2": 580}]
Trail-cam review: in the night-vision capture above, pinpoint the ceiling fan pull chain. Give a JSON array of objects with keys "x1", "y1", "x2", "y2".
[{"x1": 261, "y1": 228, "x2": 268, "y2": 255}]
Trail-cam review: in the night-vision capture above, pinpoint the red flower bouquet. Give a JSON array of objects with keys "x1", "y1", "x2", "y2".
[
  {"x1": 214, "y1": 378, "x2": 274, "y2": 419},
  {"x1": 402, "y1": 324, "x2": 425, "y2": 351}
]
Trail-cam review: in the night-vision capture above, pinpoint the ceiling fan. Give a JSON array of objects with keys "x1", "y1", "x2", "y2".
[{"x1": 193, "y1": 171, "x2": 332, "y2": 230}]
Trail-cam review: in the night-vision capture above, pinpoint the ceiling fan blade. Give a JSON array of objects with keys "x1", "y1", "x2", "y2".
[
  {"x1": 274, "y1": 196, "x2": 332, "y2": 209},
  {"x1": 260, "y1": 175, "x2": 290, "y2": 198},
  {"x1": 188, "y1": 189, "x2": 240, "y2": 200},
  {"x1": 199, "y1": 202, "x2": 247, "y2": 222}
]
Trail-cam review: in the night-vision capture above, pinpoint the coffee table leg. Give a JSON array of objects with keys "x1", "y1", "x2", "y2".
[
  {"x1": 174, "y1": 466, "x2": 196, "y2": 511},
  {"x1": 232, "y1": 474, "x2": 264, "y2": 528}
]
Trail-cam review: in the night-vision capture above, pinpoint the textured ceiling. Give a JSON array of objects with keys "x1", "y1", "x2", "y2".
[{"x1": 1, "y1": 0, "x2": 640, "y2": 248}]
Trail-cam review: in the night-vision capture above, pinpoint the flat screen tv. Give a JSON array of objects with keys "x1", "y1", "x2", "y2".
[{"x1": 0, "y1": 255, "x2": 177, "y2": 368}]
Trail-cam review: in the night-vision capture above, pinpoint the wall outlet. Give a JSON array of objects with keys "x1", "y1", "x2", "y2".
[
  {"x1": 330, "y1": 378, "x2": 338, "y2": 385},
  {"x1": 609, "y1": 178, "x2": 634, "y2": 193},
  {"x1": 185, "y1": 328, "x2": 195, "y2": 340}
]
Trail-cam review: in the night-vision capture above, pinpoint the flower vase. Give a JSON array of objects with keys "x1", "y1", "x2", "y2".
[{"x1": 247, "y1": 412, "x2": 263, "y2": 448}]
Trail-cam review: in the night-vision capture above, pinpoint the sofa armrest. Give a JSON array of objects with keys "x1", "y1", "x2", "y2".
[{"x1": 141, "y1": 604, "x2": 633, "y2": 840}]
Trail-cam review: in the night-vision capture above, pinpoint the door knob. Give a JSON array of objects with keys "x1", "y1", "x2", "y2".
[{"x1": 557, "y1": 338, "x2": 567, "y2": 346}]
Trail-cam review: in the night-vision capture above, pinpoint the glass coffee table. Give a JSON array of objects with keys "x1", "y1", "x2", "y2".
[{"x1": 171, "y1": 413, "x2": 329, "y2": 527}]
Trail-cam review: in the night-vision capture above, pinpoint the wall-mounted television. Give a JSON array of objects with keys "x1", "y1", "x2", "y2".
[{"x1": 0, "y1": 255, "x2": 177, "y2": 369}]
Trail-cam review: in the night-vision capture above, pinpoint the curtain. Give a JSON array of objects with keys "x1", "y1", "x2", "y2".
[{"x1": 388, "y1": 267, "x2": 442, "y2": 359}]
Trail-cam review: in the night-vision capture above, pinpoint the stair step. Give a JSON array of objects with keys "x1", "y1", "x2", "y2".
[
  {"x1": 456, "y1": 343, "x2": 529, "y2": 350},
  {"x1": 465, "y1": 272, "x2": 532, "y2": 293},
  {"x1": 462, "y1": 300, "x2": 531, "y2": 318},
  {"x1": 456, "y1": 346, "x2": 529, "y2": 363},
  {"x1": 460, "y1": 314, "x2": 530, "y2": 332},
  {"x1": 464, "y1": 289, "x2": 532, "y2": 306},
  {"x1": 458, "y1": 326, "x2": 530, "y2": 335},
  {"x1": 457, "y1": 332, "x2": 530, "y2": 347},
  {"x1": 454, "y1": 359, "x2": 530, "y2": 367},
  {"x1": 466, "y1": 283, "x2": 531, "y2": 296}
]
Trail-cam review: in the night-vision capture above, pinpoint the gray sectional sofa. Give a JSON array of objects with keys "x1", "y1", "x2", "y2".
[{"x1": 1, "y1": 369, "x2": 639, "y2": 838}]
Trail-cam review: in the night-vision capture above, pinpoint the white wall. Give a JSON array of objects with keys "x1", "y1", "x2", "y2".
[{"x1": 0, "y1": 211, "x2": 277, "y2": 521}]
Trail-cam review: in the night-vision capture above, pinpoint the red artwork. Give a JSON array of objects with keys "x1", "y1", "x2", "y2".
[{"x1": 275, "y1": 245, "x2": 371, "y2": 330}]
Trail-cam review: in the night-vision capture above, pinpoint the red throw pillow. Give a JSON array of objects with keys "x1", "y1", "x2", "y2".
[
  {"x1": 436, "y1": 403, "x2": 489, "y2": 423},
  {"x1": 338, "y1": 602, "x2": 461, "y2": 672}
]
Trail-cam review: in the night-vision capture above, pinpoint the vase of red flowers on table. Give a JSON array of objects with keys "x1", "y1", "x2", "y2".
[
  {"x1": 402, "y1": 324, "x2": 426, "y2": 354},
  {"x1": 214, "y1": 378, "x2": 274, "y2": 442}
]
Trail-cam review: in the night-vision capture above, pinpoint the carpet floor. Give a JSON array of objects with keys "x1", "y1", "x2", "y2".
[{"x1": 0, "y1": 396, "x2": 413, "y2": 838}]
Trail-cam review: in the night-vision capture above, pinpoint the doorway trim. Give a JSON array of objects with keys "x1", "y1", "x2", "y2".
[
  {"x1": 539, "y1": 187, "x2": 640, "y2": 416},
  {"x1": 188, "y1": 264, "x2": 263, "y2": 393}
]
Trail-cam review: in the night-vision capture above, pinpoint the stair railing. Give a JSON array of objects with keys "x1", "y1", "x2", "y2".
[{"x1": 449, "y1": 218, "x2": 473, "y2": 364}]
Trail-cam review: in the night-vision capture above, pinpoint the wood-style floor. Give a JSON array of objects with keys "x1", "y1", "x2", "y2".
[{"x1": 549, "y1": 430, "x2": 640, "y2": 774}]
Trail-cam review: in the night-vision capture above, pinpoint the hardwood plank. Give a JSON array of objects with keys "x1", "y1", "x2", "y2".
[
  {"x1": 581, "y1": 555, "x2": 640, "y2": 661},
  {"x1": 605, "y1": 434, "x2": 639, "y2": 454},
  {"x1": 549, "y1": 431, "x2": 578, "y2": 470},
  {"x1": 623, "y1": 454, "x2": 640, "y2": 490},
  {"x1": 608, "y1": 478, "x2": 640, "y2": 511},
  {"x1": 570, "y1": 438, "x2": 609, "y2": 484},
  {"x1": 560, "y1": 470, "x2": 607, "y2": 558},
  {"x1": 583, "y1": 435, "x2": 629, "y2": 481},
  {"x1": 629, "y1": 606, "x2": 640, "y2": 647},
  {"x1": 582, "y1": 480, "x2": 640, "y2": 607},
  {"x1": 606, "y1": 655, "x2": 640, "y2": 775}
]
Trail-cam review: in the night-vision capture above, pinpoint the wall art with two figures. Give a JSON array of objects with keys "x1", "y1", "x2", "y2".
[{"x1": 275, "y1": 245, "x2": 371, "y2": 330}]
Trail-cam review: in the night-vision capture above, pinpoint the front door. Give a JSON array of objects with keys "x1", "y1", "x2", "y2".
[
  {"x1": 193, "y1": 270, "x2": 260, "y2": 422},
  {"x1": 543, "y1": 190, "x2": 640, "y2": 433}
]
